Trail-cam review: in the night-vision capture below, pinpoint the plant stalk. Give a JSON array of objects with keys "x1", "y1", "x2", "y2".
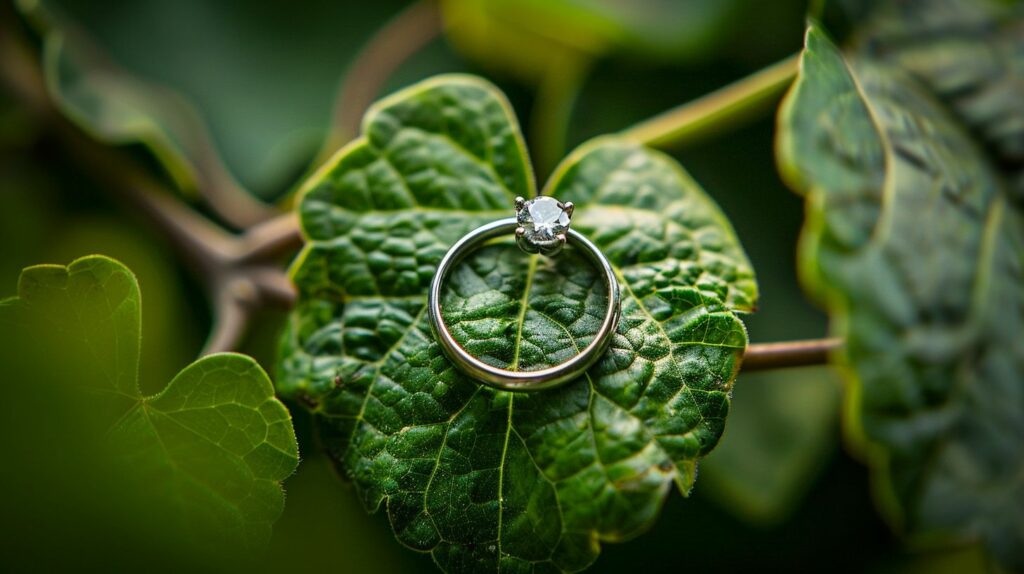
[
  {"x1": 742, "y1": 338, "x2": 842, "y2": 371},
  {"x1": 319, "y1": 0, "x2": 442, "y2": 160},
  {"x1": 620, "y1": 54, "x2": 798, "y2": 149}
]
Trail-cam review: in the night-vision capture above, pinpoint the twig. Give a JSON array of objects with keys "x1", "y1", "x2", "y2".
[
  {"x1": 620, "y1": 54, "x2": 798, "y2": 149},
  {"x1": 205, "y1": 290, "x2": 252, "y2": 358},
  {"x1": 319, "y1": 0, "x2": 442, "y2": 160},
  {"x1": 237, "y1": 212, "x2": 302, "y2": 263},
  {"x1": 80, "y1": 145, "x2": 298, "y2": 355},
  {"x1": 741, "y1": 338, "x2": 842, "y2": 372},
  {"x1": 1, "y1": 0, "x2": 425, "y2": 355}
]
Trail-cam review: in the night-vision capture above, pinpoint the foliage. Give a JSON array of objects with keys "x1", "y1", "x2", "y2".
[
  {"x1": 16, "y1": 0, "x2": 235, "y2": 201},
  {"x1": 277, "y1": 75, "x2": 756, "y2": 572},
  {"x1": 777, "y1": 8, "x2": 1024, "y2": 569},
  {"x1": 0, "y1": 255, "x2": 298, "y2": 568},
  {"x1": 14, "y1": 0, "x2": 413, "y2": 201},
  {"x1": 3, "y1": 0, "x2": 1019, "y2": 571}
]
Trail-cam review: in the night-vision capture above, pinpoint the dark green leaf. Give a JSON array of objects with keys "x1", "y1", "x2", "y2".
[
  {"x1": 851, "y1": 0, "x2": 1024, "y2": 183},
  {"x1": 0, "y1": 255, "x2": 299, "y2": 558},
  {"x1": 777, "y1": 22, "x2": 1023, "y2": 569},
  {"x1": 278, "y1": 74, "x2": 756, "y2": 572}
]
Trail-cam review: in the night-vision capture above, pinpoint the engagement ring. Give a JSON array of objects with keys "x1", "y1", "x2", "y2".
[{"x1": 427, "y1": 196, "x2": 622, "y2": 391}]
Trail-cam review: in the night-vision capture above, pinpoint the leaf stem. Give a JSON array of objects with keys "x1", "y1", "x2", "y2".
[
  {"x1": 741, "y1": 338, "x2": 842, "y2": 372},
  {"x1": 530, "y1": 55, "x2": 591, "y2": 179},
  {"x1": 620, "y1": 54, "x2": 799, "y2": 148},
  {"x1": 319, "y1": 0, "x2": 442, "y2": 160}
]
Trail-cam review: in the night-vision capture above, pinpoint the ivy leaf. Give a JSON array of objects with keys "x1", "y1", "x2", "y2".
[
  {"x1": 0, "y1": 255, "x2": 299, "y2": 559},
  {"x1": 777, "y1": 21, "x2": 1023, "y2": 570},
  {"x1": 278, "y1": 75, "x2": 756, "y2": 572}
]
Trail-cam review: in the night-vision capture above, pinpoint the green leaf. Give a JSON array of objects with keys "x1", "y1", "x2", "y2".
[
  {"x1": 278, "y1": 74, "x2": 756, "y2": 572},
  {"x1": 15, "y1": 0, "x2": 232, "y2": 200},
  {"x1": 777, "y1": 21, "x2": 1024, "y2": 570},
  {"x1": 850, "y1": 0, "x2": 1024, "y2": 186},
  {"x1": 0, "y1": 255, "x2": 299, "y2": 558}
]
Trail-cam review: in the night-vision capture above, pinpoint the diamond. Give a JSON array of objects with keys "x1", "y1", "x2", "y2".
[{"x1": 517, "y1": 196, "x2": 571, "y2": 246}]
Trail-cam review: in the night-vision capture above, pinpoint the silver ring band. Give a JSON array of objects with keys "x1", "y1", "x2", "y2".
[{"x1": 427, "y1": 217, "x2": 621, "y2": 392}]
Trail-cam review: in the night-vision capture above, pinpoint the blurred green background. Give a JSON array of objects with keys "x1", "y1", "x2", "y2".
[{"x1": 0, "y1": 0, "x2": 990, "y2": 572}]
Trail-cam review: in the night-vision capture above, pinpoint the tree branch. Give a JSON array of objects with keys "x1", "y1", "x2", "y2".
[
  {"x1": 741, "y1": 338, "x2": 842, "y2": 372},
  {"x1": 620, "y1": 54, "x2": 798, "y2": 149}
]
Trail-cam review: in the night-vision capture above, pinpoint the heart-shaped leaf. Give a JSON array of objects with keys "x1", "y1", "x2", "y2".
[
  {"x1": 777, "y1": 17, "x2": 1023, "y2": 569},
  {"x1": 278, "y1": 75, "x2": 756, "y2": 572},
  {"x1": 0, "y1": 255, "x2": 299, "y2": 561}
]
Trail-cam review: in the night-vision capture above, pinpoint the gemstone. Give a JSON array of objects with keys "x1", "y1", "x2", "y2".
[{"x1": 517, "y1": 196, "x2": 570, "y2": 246}]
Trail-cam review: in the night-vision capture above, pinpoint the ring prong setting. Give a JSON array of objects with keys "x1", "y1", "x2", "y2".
[
  {"x1": 540, "y1": 233, "x2": 567, "y2": 256},
  {"x1": 514, "y1": 195, "x2": 573, "y2": 256},
  {"x1": 516, "y1": 232, "x2": 540, "y2": 254}
]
